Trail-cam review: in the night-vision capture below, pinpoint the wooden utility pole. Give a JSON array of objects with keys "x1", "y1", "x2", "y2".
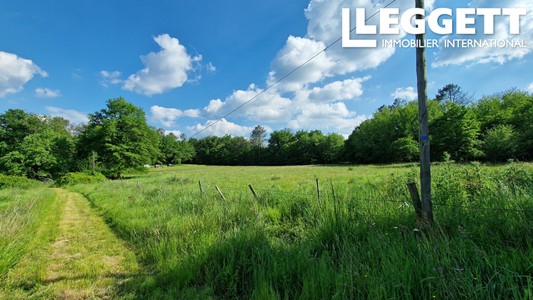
[{"x1": 415, "y1": 0, "x2": 433, "y2": 223}]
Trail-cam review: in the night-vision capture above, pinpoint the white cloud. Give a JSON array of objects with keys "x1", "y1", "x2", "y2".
[
  {"x1": 187, "y1": 118, "x2": 255, "y2": 137},
  {"x1": 267, "y1": 0, "x2": 416, "y2": 92},
  {"x1": 268, "y1": 36, "x2": 335, "y2": 92},
  {"x1": 150, "y1": 105, "x2": 200, "y2": 127},
  {"x1": 123, "y1": 34, "x2": 203, "y2": 96},
  {"x1": 45, "y1": 106, "x2": 88, "y2": 124},
  {"x1": 200, "y1": 76, "x2": 370, "y2": 136},
  {"x1": 35, "y1": 87, "x2": 61, "y2": 98},
  {"x1": 305, "y1": 77, "x2": 370, "y2": 103},
  {"x1": 303, "y1": 0, "x2": 412, "y2": 74},
  {"x1": 288, "y1": 102, "x2": 368, "y2": 134},
  {"x1": 99, "y1": 70, "x2": 122, "y2": 87},
  {"x1": 0, "y1": 51, "x2": 47, "y2": 97},
  {"x1": 203, "y1": 84, "x2": 293, "y2": 123},
  {"x1": 164, "y1": 130, "x2": 183, "y2": 138},
  {"x1": 433, "y1": 0, "x2": 533, "y2": 67},
  {"x1": 527, "y1": 82, "x2": 533, "y2": 93},
  {"x1": 391, "y1": 86, "x2": 417, "y2": 100}
]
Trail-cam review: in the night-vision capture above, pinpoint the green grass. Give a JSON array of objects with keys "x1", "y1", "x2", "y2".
[
  {"x1": 0, "y1": 188, "x2": 141, "y2": 299},
  {"x1": 0, "y1": 186, "x2": 60, "y2": 279},
  {"x1": 66, "y1": 162, "x2": 533, "y2": 299}
]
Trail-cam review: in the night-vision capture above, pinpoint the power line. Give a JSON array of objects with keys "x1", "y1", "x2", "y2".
[{"x1": 190, "y1": 0, "x2": 399, "y2": 138}]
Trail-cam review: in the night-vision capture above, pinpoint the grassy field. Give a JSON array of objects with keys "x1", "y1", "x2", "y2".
[
  {"x1": 61, "y1": 162, "x2": 533, "y2": 299},
  {"x1": 0, "y1": 185, "x2": 141, "y2": 299},
  {"x1": 0, "y1": 185, "x2": 60, "y2": 279}
]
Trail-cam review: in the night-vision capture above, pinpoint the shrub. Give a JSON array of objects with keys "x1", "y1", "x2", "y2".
[
  {"x1": 483, "y1": 124, "x2": 519, "y2": 161},
  {"x1": 0, "y1": 174, "x2": 41, "y2": 189},
  {"x1": 55, "y1": 172, "x2": 107, "y2": 186}
]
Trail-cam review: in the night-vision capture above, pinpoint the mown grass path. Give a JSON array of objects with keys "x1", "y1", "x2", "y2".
[{"x1": 2, "y1": 188, "x2": 140, "y2": 299}]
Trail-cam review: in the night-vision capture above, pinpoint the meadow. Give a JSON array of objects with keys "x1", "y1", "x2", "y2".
[
  {"x1": 68, "y1": 162, "x2": 533, "y2": 299},
  {"x1": 1, "y1": 162, "x2": 533, "y2": 299}
]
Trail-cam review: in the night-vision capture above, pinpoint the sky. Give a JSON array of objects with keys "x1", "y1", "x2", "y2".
[{"x1": 1, "y1": 0, "x2": 532, "y2": 138}]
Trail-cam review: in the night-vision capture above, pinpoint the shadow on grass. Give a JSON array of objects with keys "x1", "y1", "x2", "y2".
[{"x1": 116, "y1": 201, "x2": 533, "y2": 299}]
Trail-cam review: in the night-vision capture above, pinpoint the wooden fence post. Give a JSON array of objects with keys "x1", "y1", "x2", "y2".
[
  {"x1": 198, "y1": 180, "x2": 204, "y2": 194},
  {"x1": 407, "y1": 182, "x2": 423, "y2": 220},
  {"x1": 215, "y1": 186, "x2": 226, "y2": 201},
  {"x1": 316, "y1": 178, "x2": 321, "y2": 205},
  {"x1": 248, "y1": 184, "x2": 258, "y2": 200}
]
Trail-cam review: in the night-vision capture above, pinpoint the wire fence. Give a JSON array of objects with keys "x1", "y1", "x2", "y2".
[{"x1": 117, "y1": 176, "x2": 533, "y2": 216}]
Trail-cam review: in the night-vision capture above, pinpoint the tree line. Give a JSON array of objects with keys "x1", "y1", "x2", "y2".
[{"x1": 0, "y1": 86, "x2": 531, "y2": 180}]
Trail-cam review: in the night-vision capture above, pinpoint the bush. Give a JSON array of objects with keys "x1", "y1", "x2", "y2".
[
  {"x1": 483, "y1": 124, "x2": 518, "y2": 161},
  {"x1": 0, "y1": 175, "x2": 41, "y2": 189},
  {"x1": 55, "y1": 172, "x2": 107, "y2": 186}
]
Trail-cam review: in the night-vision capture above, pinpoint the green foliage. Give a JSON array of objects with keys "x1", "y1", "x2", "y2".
[
  {"x1": 76, "y1": 97, "x2": 161, "y2": 178},
  {"x1": 0, "y1": 110, "x2": 75, "y2": 179},
  {"x1": 483, "y1": 124, "x2": 519, "y2": 161},
  {"x1": 250, "y1": 125, "x2": 267, "y2": 148},
  {"x1": 0, "y1": 151, "x2": 26, "y2": 176},
  {"x1": 391, "y1": 137, "x2": 419, "y2": 162},
  {"x1": 344, "y1": 101, "x2": 423, "y2": 163},
  {"x1": 430, "y1": 102, "x2": 483, "y2": 161},
  {"x1": 473, "y1": 90, "x2": 533, "y2": 160},
  {"x1": 158, "y1": 132, "x2": 195, "y2": 165},
  {"x1": 55, "y1": 172, "x2": 107, "y2": 186},
  {"x1": 0, "y1": 174, "x2": 41, "y2": 189},
  {"x1": 435, "y1": 83, "x2": 471, "y2": 104}
]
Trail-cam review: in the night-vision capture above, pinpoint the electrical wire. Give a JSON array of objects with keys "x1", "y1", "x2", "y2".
[{"x1": 190, "y1": 0, "x2": 400, "y2": 138}]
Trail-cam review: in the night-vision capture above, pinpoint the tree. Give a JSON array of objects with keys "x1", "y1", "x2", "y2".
[
  {"x1": 250, "y1": 125, "x2": 267, "y2": 165},
  {"x1": 267, "y1": 129, "x2": 295, "y2": 165},
  {"x1": 159, "y1": 132, "x2": 196, "y2": 165},
  {"x1": 0, "y1": 109, "x2": 43, "y2": 157},
  {"x1": 391, "y1": 137, "x2": 419, "y2": 163},
  {"x1": 435, "y1": 83, "x2": 471, "y2": 105},
  {"x1": 483, "y1": 124, "x2": 518, "y2": 161},
  {"x1": 0, "y1": 110, "x2": 75, "y2": 179},
  {"x1": 76, "y1": 97, "x2": 160, "y2": 178},
  {"x1": 250, "y1": 125, "x2": 267, "y2": 147},
  {"x1": 430, "y1": 102, "x2": 483, "y2": 161}
]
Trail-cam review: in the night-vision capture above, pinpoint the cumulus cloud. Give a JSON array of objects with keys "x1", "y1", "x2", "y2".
[
  {"x1": 268, "y1": 36, "x2": 335, "y2": 92},
  {"x1": 187, "y1": 118, "x2": 255, "y2": 137},
  {"x1": 123, "y1": 34, "x2": 203, "y2": 96},
  {"x1": 288, "y1": 102, "x2": 368, "y2": 133},
  {"x1": 305, "y1": 77, "x2": 370, "y2": 103},
  {"x1": 200, "y1": 75, "x2": 371, "y2": 136},
  {"x1": 267, "y1": 0, "x2": 415, "y2": 91},
  {"x1": 45, "y1": 106, "x2": 88, "y2": 124},
  {"x1": 150, "y1": 105, "x2": 200, "y2": 127},
  {"x1": 305, "y1": 0, "x2": 412, "y2": 71},
  {"x1": 391, "y1": 86, "x2": 417, "y2": 100},
  {"x1": 0, "y1": 51, "x2": 47, "y2": 97},
  {"x1": 35, "y1": 87, "x2": 61, "y2": 98},
  {"x1": 433, "y1": 0, "x2": 532, "y2": 67},
  {"x1": 203, "y1": 84, "x2": 293, "y2": 123}
]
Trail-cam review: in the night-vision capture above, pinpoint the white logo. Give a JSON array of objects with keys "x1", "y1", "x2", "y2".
[{"x1": 342, "y1": 7, "x2": 527, "y2": 48}]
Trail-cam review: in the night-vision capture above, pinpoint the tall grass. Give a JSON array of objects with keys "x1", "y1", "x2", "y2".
[
  {"x1": 0, "y1": 185, "x2": 60, "y2": 278},
  {"x1": 70, "y1": 163, "x2": 533, "y2": 299}
]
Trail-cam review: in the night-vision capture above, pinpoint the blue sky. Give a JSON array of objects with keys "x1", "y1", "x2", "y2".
[{"x1": 1, "y1": 0, "x2": 532, "y2": 138}]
